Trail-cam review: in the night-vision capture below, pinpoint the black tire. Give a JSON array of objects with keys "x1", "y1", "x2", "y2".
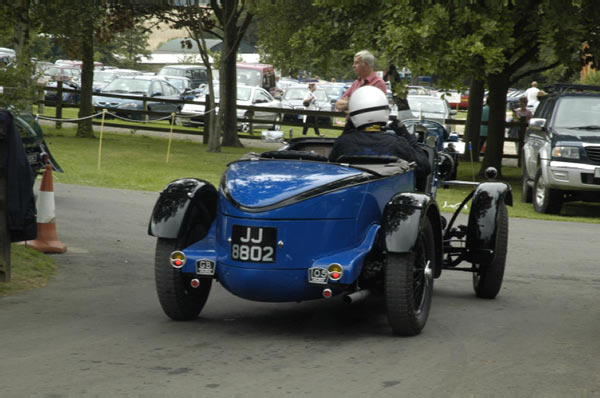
[
  {"x1": 521, "y1": 158, "x2": 532, "y2": 203},
  {"x1": 384, "y1": 218, "x2": 435, "y2": 336},
  {"x1": 533, "y1": 169, "x2": 562, "y2": 214},
  {"x1": 472, "y1": 200, "x2": 508, "y2": 299},
  {"x1": 154, "y1": 238, "x2": 212, "y2": 320}
]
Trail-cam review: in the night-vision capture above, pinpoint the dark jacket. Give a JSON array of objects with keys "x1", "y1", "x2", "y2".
[
  {"x1": 328, "y1": 126, "x2": 432, "y2": 176},
  {"x1": 0, "y1": 110, "x2": 37, "y2": 242}
]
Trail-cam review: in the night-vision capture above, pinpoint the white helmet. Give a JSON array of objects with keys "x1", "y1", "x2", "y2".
[{"x1": 348, "y1": 85, "x2": 390, "y2": 128}]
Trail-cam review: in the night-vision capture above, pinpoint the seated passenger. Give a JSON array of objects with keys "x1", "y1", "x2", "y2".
[{"x1": 328, "y1": 86, "x2": 431, "y2": 177}]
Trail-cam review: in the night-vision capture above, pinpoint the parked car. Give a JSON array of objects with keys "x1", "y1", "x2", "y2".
[
  {"x1": 164, "y1": 76, "x2": 199, "y2": 100},
  {"x1": 44, "y1": 80, "x2": 81, "y2": 105},
  {"x1": 521, "y1": 83, "x2": 600, "y2": 214},
  {"x1": 14, "y1": 113, "x2": 62, "y2": 179},
  {"x1": 93, "y1": 69, "x2": 142, "y2": 92},
  {"x1": 92, "y1": 76, "x2": 183, "y2": 121},
  {"x1": 148, "y1": 123, "x2": 512, "y2": 336},
  {"x1": 237, "y1": 63, "x2": 277, "y2": 96},
  {"x1": 157, "y1": 64, "x2": 209, "y2": 88},
  {"x1": 41, "y1": 65, "x2": 81, "y2": 83},
  {"x1": 319, "y1": 83, "x2": 347, "y2": 109},
  {"x1": 178, "y1": 84, "x2": 282, "y2": 132},
  {"x1": 405, "y1": 95, "x2": 456, "y2": 133},
  {"x1": 281, "y1": 85, "x2": 333, "y2": 126}
]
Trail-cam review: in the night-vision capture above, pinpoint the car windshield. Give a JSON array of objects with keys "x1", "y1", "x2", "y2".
[
  {"x1": 408, "y1": 97, "x2": 446, "y2": 114},
  {"x1": 322, "y1": 86, "x2": 344, "y2": 97},
  {"x1": 237, "y1": 69, "x2": 261, "y2": 86},
  {"x1": 195, "y1": 85, "x2": 252, "y2": 101},
  {"x1": 103, "y1": 78, "x2": 150, "y2": 93},
  {"x1": 94, "y1": 71, "x2": 117, "y2": 83},
  {"x1": 169, "y1": 79, "x2": 185, "y2": 91},
  {"x1": 553, "y1": 96, "x2": 600, "y2": 129},
  {"x1": 284, "y1": 88, "x2": 328, "y2": 101}
]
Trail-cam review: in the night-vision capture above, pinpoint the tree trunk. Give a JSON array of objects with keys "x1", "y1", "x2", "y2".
[
  {"x1": 13, "y1": 0, "x2": 32, "y2": 113},
  {"x1": 220, "y1": 18, "x2": 243, "y2": 147},
  {"x1": 76, "y1": 18, "x2": 95, "y2": 138},
  {"x1": 480, "y1": 72, "x2": 510, "y2": 177},
  {"x1": 462, "y1": 78, "x2": 485, "y2": 162}
]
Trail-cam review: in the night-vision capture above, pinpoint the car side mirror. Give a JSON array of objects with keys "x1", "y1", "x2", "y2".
[{"x1": 529, "y1": 117, "x2": 546, "y2": 129}]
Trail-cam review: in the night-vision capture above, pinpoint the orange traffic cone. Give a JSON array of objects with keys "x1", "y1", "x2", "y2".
[{"x1": 25, "y1": 164, "x2": 67, "y2": 253}]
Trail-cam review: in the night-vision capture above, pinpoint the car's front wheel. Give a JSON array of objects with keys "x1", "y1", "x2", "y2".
[
  {"x1": 472, "y1": 200, "x2": 508, "y2": 299},
  {"x1": 533, "y1": 169, "x2": 562, "y2": 214},
  {"x1": 384, "y1": 218, "x2": 435, "y2": 336},
  {"x1": 154, "y1": 238, "x2": 212, "y2": 320},
  {"x1": 521, "y1": 156, "x2": 532, "y2": 203}
]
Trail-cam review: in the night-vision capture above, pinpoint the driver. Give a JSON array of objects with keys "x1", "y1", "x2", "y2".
[{"x1": 328, "y1": 86, "x2": 431, "y2": 177}]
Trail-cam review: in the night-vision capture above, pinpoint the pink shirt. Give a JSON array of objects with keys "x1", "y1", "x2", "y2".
[{"x1": 341, "y1": 72, "x2": 387, "y2": 100}]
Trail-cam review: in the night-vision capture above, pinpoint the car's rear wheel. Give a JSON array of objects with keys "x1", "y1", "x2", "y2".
[
  {"x1": 155, "y1": 238, "x2": 212, "y2": 320},
  {"x1": 472, "y1": 200, "x2": 508, "y2": 299},
  {"x1": 533, "y1": 169, "x2": 562, "y2": 214},
  {"x1": 384, "y1": 218, "x2": 435, "y2": 336}
]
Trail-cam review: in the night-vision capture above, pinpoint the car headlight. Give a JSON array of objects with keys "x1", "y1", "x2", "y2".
[
  {"x1": 118, "y1": 102, "x2": 140, "y2": 109},
  {"x1": 552, "y1": 146, "x2": 580, "y2": 159}
]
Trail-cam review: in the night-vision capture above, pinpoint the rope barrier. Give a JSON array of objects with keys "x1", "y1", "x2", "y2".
[{"x1": 36, "y1": 112, "x2": 105, "y2": 122}]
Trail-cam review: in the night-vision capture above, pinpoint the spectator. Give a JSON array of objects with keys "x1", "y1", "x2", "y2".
[
  {"x1": 335, "y1": 50, "x2": 386, "y2": 112},
  {"x1": 480, "y1": 98, "x2": 489, "y2": 153},
  {"x1": 302, "y1": 83, "x2": 321, "y2": 136},
  {"x1": 524, "y1": 81, "x2": 540, "y2": 109}
]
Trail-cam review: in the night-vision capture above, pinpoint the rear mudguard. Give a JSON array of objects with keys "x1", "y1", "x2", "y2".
[
  {"x1": 466, "y1": 182, "x2": 513, "y2": 264},
  {"x1": 381, "y1": 192, "x2": 443, "y2": 277},
  {"x1": 148, "y1": 178, "x2": 218, "y2": 247}
]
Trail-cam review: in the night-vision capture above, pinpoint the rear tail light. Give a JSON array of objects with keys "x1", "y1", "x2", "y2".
[{"x1": 170, "y1": 251, "x2": 186, "y2": 268}]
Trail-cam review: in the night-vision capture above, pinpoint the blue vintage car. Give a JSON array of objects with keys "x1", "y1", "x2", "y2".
[{"x1": 148, "y1": 129, "x2": 512, "y2": 336}]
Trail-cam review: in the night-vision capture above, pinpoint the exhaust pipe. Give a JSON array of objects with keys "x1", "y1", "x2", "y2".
[{"x1": 343, "y1": 289, "x2": 371, "y2": 304}]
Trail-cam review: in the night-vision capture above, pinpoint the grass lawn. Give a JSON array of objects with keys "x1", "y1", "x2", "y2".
[{"x1": 1, "y1": 244, "x2": 58, "y2": 296}]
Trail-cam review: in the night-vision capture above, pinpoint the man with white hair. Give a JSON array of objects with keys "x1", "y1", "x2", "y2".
[{"x1": 335, "y1": 50, "x2": 387, "y2": 112}]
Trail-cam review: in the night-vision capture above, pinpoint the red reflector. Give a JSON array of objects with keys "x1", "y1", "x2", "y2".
[
  {"x1": 332, "y1": 272, "x2": 340, "y2": 279},
  {"x1": 322, "y1": 288, "x2": 332, "y2": 298},
  {"x1": 174, "y1": 260, "x2": 182, "y2": 266},
  {"x1": 190, "y1": 279, "x2": 200, "y2": 288}
]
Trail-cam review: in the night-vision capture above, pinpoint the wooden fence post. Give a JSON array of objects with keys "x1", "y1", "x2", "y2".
[
  {"x1": 55, "y1": 81, "x2": 63, "y2": 129},
  {"x1": 0, "y1": 124, "x2": 10, "y2": 282},
  {"x1": 142, "y1": 95, "x2": 149, "y2": 122}
]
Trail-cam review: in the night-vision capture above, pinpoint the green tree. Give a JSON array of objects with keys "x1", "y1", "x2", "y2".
[{"x1": 152, "y1": 1, "x2": 253, "y2": 150}]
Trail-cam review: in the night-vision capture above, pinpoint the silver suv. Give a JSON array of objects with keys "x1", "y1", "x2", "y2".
[{"x1": 521, "y1": 84, "x2": 600, "y2": 213}]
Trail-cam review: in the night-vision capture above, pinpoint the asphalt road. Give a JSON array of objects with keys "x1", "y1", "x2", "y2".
[{"x1": 1, "y1": 183, "x2": 599, "y2": 397}]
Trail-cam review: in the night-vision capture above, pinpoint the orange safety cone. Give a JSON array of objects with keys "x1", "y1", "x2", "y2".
[{"x1": 24, "y1": 164, "x2": 67, "y2": 253}]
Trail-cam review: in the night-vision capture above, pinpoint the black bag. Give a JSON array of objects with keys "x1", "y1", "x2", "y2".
[{"x1": 303, "y1": 98, "x2": 311, "y2": 107}]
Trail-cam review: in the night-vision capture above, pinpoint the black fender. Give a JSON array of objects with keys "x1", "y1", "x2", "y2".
[
  {"x1": 148, "y1": 178, "x2": 218, "y2": 247},
  {"x1": 381, "y1": 192, "x2": 443, "y2": 277},
  {"x1": 466, "y1": 181, "x2": 513, "y2": 264}
]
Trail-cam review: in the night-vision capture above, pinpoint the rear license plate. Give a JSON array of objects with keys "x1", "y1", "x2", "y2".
[
  {"x1": 196, "y1": 259, "x2": 216, "y2": 276},
  {"x1": 231, "y1": 225, "x2": 277, "y2": 263},
  {"x1": 308, "y1": 267, "x2": 328, "y2": 284}
]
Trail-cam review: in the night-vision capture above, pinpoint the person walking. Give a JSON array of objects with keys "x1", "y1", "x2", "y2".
[{"x1": 302, "y1": 83, "x2": 321, "y2": 136}]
